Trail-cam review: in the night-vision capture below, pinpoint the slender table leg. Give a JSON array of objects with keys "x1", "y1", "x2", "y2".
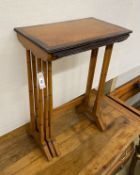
[
  {"x1": 43, "y1": 61, "x2": 56, "y2": 157},
  {"x1": 47, "y1": 61, "x2": 60, "y2": 157},
  {"x1": 48, "y1": 61, "x2": 53, "y2": 138},
  {"x1": 26, "y1": 50, "x2": 52, "y2": 160},
  {"x1": 26, "y1": 50, "x2": 36, "y2": 132},
  {"x1": 43, "y1": 61, "x2": 49, "y2": 139},
  {"x1": 37, "y1": 58, "x2": 52, "y2": 160},
  {"x1": 76, "y1": 46, "x2": 114, "y2": 131},
  {"x1": 92, "y1": 44, "x2": 114, "y2": 131},
  {"x1": 27, "y1": 52, "x2": 60, "y2": 159},
  {"x1": 76, "y1": 48, "x2": 98, "y2": 113},
  {"x1": 47, "y1": 61, "x2": 56, "y2": 157},
  {"x1": 84, "y1": 48, "x2": 99, "y2": 107},
  {"x1": 37, "y1": 59, "x2": 45, "y2": 144},
  {"x1": 31, "y1": 53, "x2": 39, "y2": 131}
]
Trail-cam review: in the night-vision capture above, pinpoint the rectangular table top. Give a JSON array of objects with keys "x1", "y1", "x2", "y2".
[{"x1": 14, "y1": 18, "x2": 132, "y2": 57}]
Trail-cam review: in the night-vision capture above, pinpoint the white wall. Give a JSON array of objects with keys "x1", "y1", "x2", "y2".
[
  {"x1": 0, "y1": 0, "x2": 140, "y2": 136},
  {"x1": 116, "y1": 65, "x2": 140, "y2": 88}
]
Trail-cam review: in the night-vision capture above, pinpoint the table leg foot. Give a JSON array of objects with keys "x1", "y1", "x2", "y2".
[
  {"x1": 93, "y1": 113, "x2": 112, "y2": 131},
  {"x1": 28, "y1": 129, "x2": 55, "y2": 160},
  {"x1": 76, "y1": 94, "x2": 117, "y2": 131},
  {"x1": 41, "y1": 144, "x2": 53, "y2": 161},
  {"x1": 47, "y1": 139, "x2": 61, "y2": 157}
]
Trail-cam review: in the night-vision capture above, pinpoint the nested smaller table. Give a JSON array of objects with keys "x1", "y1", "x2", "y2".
[{"x1": 14, "y1": 18, "x2": 132, "y2": 160}]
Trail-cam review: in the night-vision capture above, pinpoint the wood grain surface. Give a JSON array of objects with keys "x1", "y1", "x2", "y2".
[
  {"x1": 14, "y1": 18, "x2": 132, "y2": 58},
  {"x1": 1, "y1": 93, "x2": 140, "y2": 175}
]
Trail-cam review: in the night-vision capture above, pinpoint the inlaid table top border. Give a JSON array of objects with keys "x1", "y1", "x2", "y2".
[{"x1": 14, "y1": 18, "x2": 132, "y2": 55}]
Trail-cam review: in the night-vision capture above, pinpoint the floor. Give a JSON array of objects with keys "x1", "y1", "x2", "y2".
[{"x1": 0, "y1": 95, "x2": 140, "y2": 175}]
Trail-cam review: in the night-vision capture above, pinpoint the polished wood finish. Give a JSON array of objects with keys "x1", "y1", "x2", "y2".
[
  {"x1": 14, "y1": 18, "x2": 133, "y2": 160},
  {"x1": 14, "y1": 18, "x2": 132, "y2": 58},
  {"x1": 17, "y1": 34, "x2": 50, "y2": 61},
  {"x1": 1, "y1": 94, "x2": 140, "y2": 175}
]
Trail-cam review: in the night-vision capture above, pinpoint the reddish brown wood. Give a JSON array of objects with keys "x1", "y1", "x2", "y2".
[
  {"x1": 14, "y1": 18, "x2": 132, "y2": 58},
  {"x1": 37, "y1": 59, "x2": 45, "y2": 144},
  {"x1": 26, "y1": 50, "x2": 36, "y2": 131},
  {"x1": 43, "y1": 61, "x2": 49, "y2": 139},
  {"x1": 31, "y1": 52, "x2": 39, "y2": 130},
  {"x1": 48, "y1": 61, "x2": 53, "y2": 138},
  {"x1": 14, "y1": 18, "x2": 133, "y2": 160}
]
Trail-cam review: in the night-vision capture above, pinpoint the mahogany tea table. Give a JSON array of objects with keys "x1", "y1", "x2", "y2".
[{"x1": 14, "y1": 18, "x2": 132, "y2": 160}]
